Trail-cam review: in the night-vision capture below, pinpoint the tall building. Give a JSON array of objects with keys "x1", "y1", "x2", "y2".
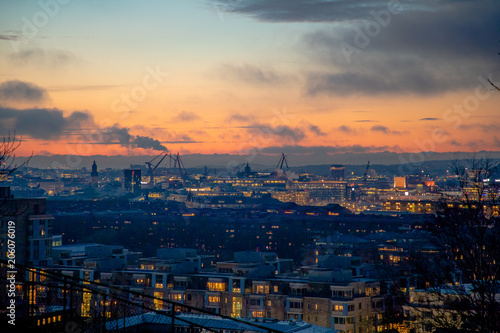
[
  {"x1": 0, "y1": 187, "x2": 54, "y2": 266},
  {"x1": 330, "y1": 165, "x2": 345, "y2": 181},
  {"x1": 123, "y1": 169, "x2": 142, "y2": 193},
  {"x1": 90, "y1": 160, "x2": 99, "y2": 188}
]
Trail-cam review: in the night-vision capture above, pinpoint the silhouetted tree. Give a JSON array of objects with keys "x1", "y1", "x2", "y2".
[
  {"x1": 405, "y1": 157, "x2": 500, "y2": 332},
  {"x1": 0, "y1": 132, "x2": 31, "y2": 182}
]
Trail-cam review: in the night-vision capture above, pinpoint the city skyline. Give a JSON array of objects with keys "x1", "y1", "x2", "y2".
[{"x1": 0, "y1": 0, "x2": 499, "y2": 159}]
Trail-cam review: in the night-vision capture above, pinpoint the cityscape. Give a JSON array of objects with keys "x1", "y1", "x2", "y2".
[{"x1": 1, "y1": 1, "x2": 500, "y2": 333}]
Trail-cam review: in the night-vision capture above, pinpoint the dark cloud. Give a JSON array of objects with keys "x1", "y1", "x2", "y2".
[
  {"x1": 309, "y1": 124, "x2": 326, "y2": 136},
  {"x1": 260, "y1": 144, "x2": 394, "y2": 155},
  {"x1": 420, "y1": 117, "x2": 439, "y2": 121},
  {"x1": 371, "y1": 125, "x2": 389, "y2": 134},
  {"x1": 0, "y1": 107, "x2": 91, "y2": 140},
  {"x1": 211, "y1": 0, "x2": 446, "y2": 23},
  {"x1": 0, "y1": 80, "x2": 49, "y2": 103},
  {"x1": 0, "y1": 107, "x2": 168, "y2": 151},
  {"x1": 0, "y1": 32, "x2": 21, "y2": 41},
  {"x1": 370, "y1": 125, "x2": 404, "y2": 135},
  {"x1": 9, "y1": 48, "x2": 77, "y2": 68},
  {"x1": 305, "y1": 65, "x2": 469, "y2": 96},
  {"x1": 354, "y1": 120, "x2": 377, "y2": 123},
  {"x1": 450, "y1": 140, "x2": 461, "y2": 146},
  {"x1": 227, "y1": 113, "x2": 251, "y2": 123},
  {"x1": 458, "y1": 123, "x2": 500, "y2": 132},
  {"x1": 172, "y1": 111, "x2": 200, "y2": 122},
  {"x1": 246, "y1": 123, "x2": 306, "y2": 143},
  {"x1": 337, "y1": 125, "x2": 357, "y2": 133},
  {"x1": 296, "y1": 0, "x2": 500, "y2": 95},
  {"x1": 219, "y1": 63, "x2": 291, "y2": 85}
]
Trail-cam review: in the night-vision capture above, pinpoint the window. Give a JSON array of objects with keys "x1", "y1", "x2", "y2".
[
  {"x1": 333, "y1": 317, "x2": 345, "y2": 324},
  {"x1": 249, "y1": 299, "x2": 260, "y2": 306},
  {"x1": 154, "y1": 292, "x2": 163, "y2": 310},
  {"x1": 207, "y1": 282, "x2": 225, "y2": 291},
  {"x1": 175, "y1": 280, "x2": 187, "y2": 289},
  {"x1": 253, "y1": 285, "x2": 270, "y2": 294},
  {"x1": 267, "y1": 300, "x2": 272, "y2": 307},
  {"x1": 252, "y1": 311, "x2": 265, "y2": 318},
  {"x1": 334, "y1": 304, "x2": 344, "y2": 311},
  {"x1": 209, "y1": 296, "x2": 220, "y2": 303},
  {"x1": 289, "y1": 301, "x2": 303, "y2": 309},
  {"x1": 348, "y1": 305, "x2": 354, "y2": 312}
]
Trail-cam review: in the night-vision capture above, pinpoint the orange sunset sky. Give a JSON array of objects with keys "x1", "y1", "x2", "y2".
[{"x1": 0, "y1": 0, "x2": 499, "y2": 162}]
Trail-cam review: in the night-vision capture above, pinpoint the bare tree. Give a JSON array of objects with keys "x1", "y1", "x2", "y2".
[
  {"x1": 403, "y1": 157, "x2": 500, "y2": 332},
  {"x1": 0, "y1": 132, "x2": 31, "y2": 182},
  {"x1": 488, "y1": 78, "x2": 500, "y2": 91}
]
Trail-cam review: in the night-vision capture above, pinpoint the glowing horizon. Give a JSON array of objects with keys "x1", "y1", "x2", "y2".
[{"x1": 1, "y1": 0, "x2": 499, "y2": 160}]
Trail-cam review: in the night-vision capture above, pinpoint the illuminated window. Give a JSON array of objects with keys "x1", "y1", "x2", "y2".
[
  {"x1": 209, "y1": 296, "x2": 220, "y2": 303},
  {"x1": 154, "y1": 292, "x2": 163, "y2": 309},
  {"x1": 207, "y1": 282, "x2": 226, "y2": 291},
  {"x1": 334, "y1": 304, "x2": 344, "y2": 311},
  {"x1": 81, "y1": 291, "x2": 91, "y2": 317},
  {"x1": 252, "y1": 311, "x2": 265, "y2": 318}
]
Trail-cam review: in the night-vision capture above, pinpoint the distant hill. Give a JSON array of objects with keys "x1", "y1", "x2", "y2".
[{"x1": 24, "y1": 151, "x2": 500, "y2": 176}]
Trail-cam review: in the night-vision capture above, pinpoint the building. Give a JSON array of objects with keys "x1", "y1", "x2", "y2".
[
  {"x1": 0, "y1": 186, "x2": 54, "y2": 266},
  {"x1": 90, "y1": 161, "x2": 99, "y2": 188},
  {"x1": 288, "y1": 181, "x2": 348, "y2": 204},
  {"x1": 122, "y1": 169, "x2": 142, "y2": 193},
  {"x1": 393, "y1": 176, "x2": 407, "y2": 189},
  {"x1": 105, "y1": 312, "x2": 338, "y2": 333},
  {"x1": 330, "y1": 165, "x2": 345, "y2": 181},
  {"x1": 270, "y1": 190, "x2": 310, "y2": 206}
]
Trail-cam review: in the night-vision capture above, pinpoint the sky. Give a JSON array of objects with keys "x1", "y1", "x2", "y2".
[{"x1": 0, "y1": 0, "x2": 499, "y2": 164}]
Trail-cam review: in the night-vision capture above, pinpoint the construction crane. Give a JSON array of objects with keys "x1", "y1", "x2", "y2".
[
  {"x1": 145, "y1": 152, "x2": 169, "y2": 185},
  {"x1": 363, "y1": 160, "x2": 370, "y2": 183},
  {"x1": 233, "y1": 162, "x2": 246, "y2": 175},
  {"x1": 171, "y1": 152, "x2": 188, "y2": 185},
  {"x1": 275, "y1": 152, "x2": 289, "y2": 171}
]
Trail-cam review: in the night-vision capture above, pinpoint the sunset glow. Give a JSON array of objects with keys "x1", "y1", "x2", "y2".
[{"x1": 1, "y1": 0, "x2": 499, "y2": 163}]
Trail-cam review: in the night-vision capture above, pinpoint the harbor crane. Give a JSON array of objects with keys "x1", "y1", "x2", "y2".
[
  {"x1": 275, "y1": 152, "x2": 289, "y2": 171},
  {"x1": 145, "y1": 152, "x2": 169, "y2": 185},
  {"x1": 171, "y1": 152, "x2": 188, "y2": 185}
]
